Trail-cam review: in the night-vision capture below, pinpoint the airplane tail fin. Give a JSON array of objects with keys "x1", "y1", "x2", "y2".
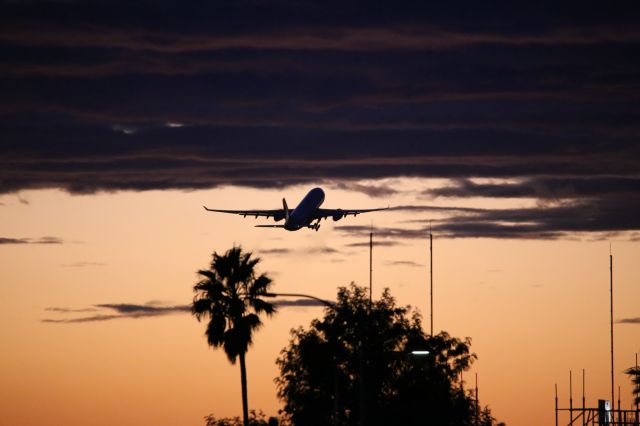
[{"x1": 283, "y1": 198, "x2": 290, "y2": 221}]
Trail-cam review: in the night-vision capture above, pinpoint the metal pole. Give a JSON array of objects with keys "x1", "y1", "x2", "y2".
[
  {"x1": 430, "y1": 224, "x2": 433, "y2": 336},
  {"x1": 475, "y1": 373, "x2": 479, "y2": 426},
  {"x1": 369, "y1": 231, "x2": 373, "y2": 311},
  {"x1": 571, "y1": 370, "x2": 574, "y2": 424},
  {"x1": 361, "y1": 230, "x2": 372, "y2": 426},
  {"x1": 618, "y1": 386, "x2": 621, "y2": 426},
  {"x1": 611, "y1": 249, "x2": 615, "y2": 416},
  {"x1": 556, "y1": 383, "x2": 558, "y2": 426},
  {"x1": 583, "y1": 369, "x2": 586, "y2": 426}
]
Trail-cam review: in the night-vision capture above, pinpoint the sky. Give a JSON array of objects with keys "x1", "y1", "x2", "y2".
[{"x1": 1, "y1": 1, "x2": 640, "y2": 425}]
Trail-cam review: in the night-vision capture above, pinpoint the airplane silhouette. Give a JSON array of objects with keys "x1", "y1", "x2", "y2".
[{"x1": 203, "y1": 187, "x2": 388, "y2": 231}]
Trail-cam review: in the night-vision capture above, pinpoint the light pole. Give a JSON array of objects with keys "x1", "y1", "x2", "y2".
[{"x1": 263, "y1": 292, "x2": 335, "y2": 308}]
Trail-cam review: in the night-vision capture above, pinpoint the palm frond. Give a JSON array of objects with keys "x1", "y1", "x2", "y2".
[
  {"x1": 249, "y1": 274, "x2": 272, "y2": 296},
  {"x1": 222, "y1": 327, "x2": 244, "y2": 363},
  {"x1": 206, "y1": 313, "x2": 227, "y2": 347},
  {"x1": 192, "y1": 298, "x2": 213, "y2": 320},
  {"x1": 250, "y1": 298, "x2": 277, "y2": 316},
  {"x1": 243, "y1": 313, "x2": 263, "y2": 332},
  {"x1": 196, "y1": 269, "x2": 218, "y2": 283}
]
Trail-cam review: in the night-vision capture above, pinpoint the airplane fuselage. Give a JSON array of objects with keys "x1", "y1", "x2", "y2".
[
  {"x1": 202, "y1": 186, "x2": 387, "y2": 231},
  {"x1": 285, "y1": 187, "x2": 325, "y2": 231}
]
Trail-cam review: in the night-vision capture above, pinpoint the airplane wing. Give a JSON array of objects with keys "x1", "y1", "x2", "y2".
[
  {"x1": 313, "y1": 206, "x2": 389, "y2": 221},
  {"x1": 203, "y1": 206, "x2": 287, "y2": 220}
]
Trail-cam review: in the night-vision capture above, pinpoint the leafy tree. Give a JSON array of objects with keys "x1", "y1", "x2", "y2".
[
  {"x1": 192, "y1": 247, "x2": 276, "y2": 426},
  {"x1": 625, "y1": 365, "x2": 640, "y2": 406},
  {"x1": 275, "y1": 283, "x2": 503, "y2": 426},
  {"x1": 204, "y1": 410, "x2": 279, "y2": 426},
  {"x1": 476, "y1": 406, "x2": 506, "y2": 426}
]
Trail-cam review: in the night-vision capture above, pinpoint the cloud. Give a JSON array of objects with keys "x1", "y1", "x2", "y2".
[
  {"x1": 2, "y1": 1, "x2": 640, "y2": 240},
  {"x1": 258, "y1": 246, "x2": 342, "y2": 256},
  {"x1": 257, "y1": 248, "x2": 292, "y2": 255},
  {"x1": 385, "y1": 260, "x2": 424, "y2": 268},
  {"x1": 329, "y1": 182, "x2": 398, "y2": 197},
  {"x1": 345, "y1": 240, "x2": 403, "y2": 248},
  {"x1": 61, "y1": 261, "x2": 106, "y2": 267},
  {"x1": 272, "y1": 298, "x2": 330, "y2": 308},
  {"x1": 42, "y1": 297, "x2": 326, "y2": 323},
  {"x1": 617, "y1": 317, "x2": 640, "y2": 324},
  {"x1": 426, "y1": 177, "x2": 640, "y2": 200},
  {"x1": 34, "y1": 236, "x2": 63, "y2": 244},
  {"x1": 45, "y1": 307, "x2": 98, "y2": 313},
  {"x1": 42, "y1": 303, "x2": 190, "y2": 323},
  {"x1": 338, "y1": 195, "x2": 640, "y2": 240},
  {"x1": 0, "y1": 236, "x2": 63, "y2": 244},
  {"x1": 0, "y1": 237, "x2": 28, "y2": 244}
]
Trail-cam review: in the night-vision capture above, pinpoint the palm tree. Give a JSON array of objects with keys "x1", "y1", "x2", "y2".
[
  {"x1": 192, "y1": 246, "x2": 276, "y2": 426},
  {"x1": 625, "y1": 365, "x2": 640, "y2": 406}
]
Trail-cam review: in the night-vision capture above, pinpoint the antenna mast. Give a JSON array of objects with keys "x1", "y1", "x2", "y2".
[
  {"x1": 430, "y1": 220, "x2": 433, "y2": 336},
  {"x1": 610, "y1": 244, "x2": 615, "y2": 413},
  {"x1": 369, "y1": 225, "x2": 373, "y2": 311}
]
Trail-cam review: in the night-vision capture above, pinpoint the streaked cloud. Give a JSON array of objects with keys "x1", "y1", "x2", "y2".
[
  {"x1": 385, "y1": 260, "x2": 424, "y2": 268},
  {"x1": 426, "y1": 178, "x2": 640, "y2": 200},
  {"x1": 338, "y1": 194, "x2": 640, "y2": 240},
  {"x1": 43, "y1": 298, "x2": 327, "y2": 323},
  {"x1": 258, "y1": 246, "x2": 343, "y2": 256},
  {"x1": 42, "y1": 303, "x2": 189, "y2": 323},
  {"x1": 617, "y1": 317, "x2": 640, "y2": 324},
  {"x1": 44, "y1": 307, "x2": 99, "y2": 313},
  {"x1": 345, "y1": 240, "x2": 404, "y2": 248},
  {"x1": 61, "y1": 261, "x2": 107, "y2": 267},
  {"x1": 258, "y1": 248, "x2": 292, "y2": 255},
  {"x1": 271, "y1": 298, "x2": 330, "y2": 308},
  {"x1": 1, "y1": 1, "x2": 639, "y2": 239},
  {"x1": 329, "y1": 182, "x2": 398, "y2": 198},
  {"x1": 0, "y1": 236, "x2": 63, "y2": 244}
]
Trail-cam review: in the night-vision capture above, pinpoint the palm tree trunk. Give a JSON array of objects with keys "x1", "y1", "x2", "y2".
[{"x1": 239, "y1": 352, "x2": 249, "y2": 426}]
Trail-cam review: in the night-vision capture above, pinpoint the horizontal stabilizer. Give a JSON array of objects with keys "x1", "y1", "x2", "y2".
[{"x1": 255, "y1": 225, "x2": 286, "y2": 228}]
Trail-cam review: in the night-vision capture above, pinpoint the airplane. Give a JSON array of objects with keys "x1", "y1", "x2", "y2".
[{"x1": 203, "y1": 187, "x2": 388, "y2": 231}]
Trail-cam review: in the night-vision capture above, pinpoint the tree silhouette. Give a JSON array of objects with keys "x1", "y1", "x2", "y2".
[
  {"x1": 275, "y1": 283, "x2": 503, "y2": 426},
  {"x1": 204, "y1": 410, "x2": 279, "y2": 426},
  {"x1": 626, "y1": 365, "x2": 640, "y2": 406},
  {"x1": 192, "y1": 246, "x2": 276, "y2": 426}
]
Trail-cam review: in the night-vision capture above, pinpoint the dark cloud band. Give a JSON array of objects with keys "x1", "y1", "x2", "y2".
[
  {"x1": 42, "y1": 298, "x2": 327, "y2": 323},
  {"x1": 2, "y1": 0, "x2": 640, "y2": 239}
]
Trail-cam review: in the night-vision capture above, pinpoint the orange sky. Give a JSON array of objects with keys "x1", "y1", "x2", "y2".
[{"x1": 1, "y1": 182, "x2": 639, "y2": 425}]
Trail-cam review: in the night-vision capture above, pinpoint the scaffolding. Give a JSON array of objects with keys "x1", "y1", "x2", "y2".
[
  {"x1": 555, "y1": 405, "x2": 639, "y2": 426},
  {"x1": 555, "y1": 380, "x2": 639, "y2": 426}
]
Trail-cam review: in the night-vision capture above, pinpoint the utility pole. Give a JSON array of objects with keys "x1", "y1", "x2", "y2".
[
  {"x1": 610, "y1": 246, "x2": 615, "y2": 414},
  {"x1": 475, "y1": 373, "x2": 479, "y2": 426},
  {"x1": 359, "y1": 228, "x2": 373, "y2": 426},
  {"x1": 570, "y1": 370, "x2": 573, "y2": 419},
  {"x1": 582, "y1": 369, "x2": 586, "y2": 426},
  {"x1": 369, "y1": 229, "x2": 373, "y2": 311},
  {"x1": 555, "y1": 383, "x2": 559, "y2": 426},
  {"x1": 430, "y1": 221, "x2": 433, "y2": 336}
]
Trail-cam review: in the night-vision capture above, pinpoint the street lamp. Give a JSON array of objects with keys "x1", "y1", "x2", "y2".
[
  {"x1": 410, "y1": 350, "x2": 430, "y2": 356},
  {"x1": 263, "y1": 292, "x2": 335, "y2": 308}
]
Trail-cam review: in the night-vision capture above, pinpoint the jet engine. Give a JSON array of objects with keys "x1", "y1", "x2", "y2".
[
  {"x1": 273, "y1": 212, "x2": 285, "y2": 222},
  {"x1": 332, "y1": 209, "x2": 344, "y2": 221}
]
